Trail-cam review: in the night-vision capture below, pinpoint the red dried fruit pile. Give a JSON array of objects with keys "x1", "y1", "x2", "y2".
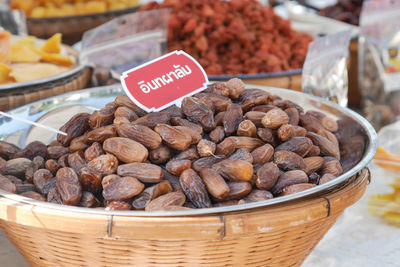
[{"x1": 140, "y1": 0, "x2": 312, "y2": 75}]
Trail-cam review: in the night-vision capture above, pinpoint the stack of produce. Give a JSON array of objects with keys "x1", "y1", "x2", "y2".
[
  {"x1": 140, "y1": 0, "x2": 312, "y2": 75},
  {"x1": 0, "y1": 79, "x2": 364, "y2": 211},
  {"x1": 9, "y1": 0, "x2": 139, "y2": 18}
]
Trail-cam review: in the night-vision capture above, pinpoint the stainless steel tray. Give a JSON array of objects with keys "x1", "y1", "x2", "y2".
[{"x1": 0, "y1": 84, "x2": 377, "y2": 216}]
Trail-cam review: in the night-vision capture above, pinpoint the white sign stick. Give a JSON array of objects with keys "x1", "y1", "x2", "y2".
[{"x1": 0, "y1": 111, "x2": 67, "y2": 136}]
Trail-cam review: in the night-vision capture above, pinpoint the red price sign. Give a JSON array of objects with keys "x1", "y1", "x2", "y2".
[{"x1": 121, "y1": 50, "x2": 209, "y2": 112}]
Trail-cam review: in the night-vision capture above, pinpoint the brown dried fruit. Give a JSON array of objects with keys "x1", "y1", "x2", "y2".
[
  {"x1": 321, "y1": 116, "x2": 339, "y2": 132},
  {"x1": 47, "y1": 187, "x2": 63, "y2": 204},
  {"x1": 21, "y1": 191, "x2": 46, "y2": 201},
  {"x1": 149, "y1": 145, "x2": 172, "y2": 164},
  {"x1": 174, "y1": 147, "x2": 199, "y2": 161},
  {"x1": 180, "y1": 169, "x2": 211, "y2": 208},
  {"x1": 209, "y1": 126, "x2": 225, "y2": 143},
  {"x1": 304, "y1": 157, "x2": 325, "y2": 175},
  {"x1": 14, "y1": 141, "x2": 47, "y2": 160},
  {"x1": 67, "y1": 152, "x2": 86, "y2": 174},
  {"x1": 240, "y1": 189, "x2": 273, "y2": 203},
  {"x1": 229, "y1": 148, "x2": 253, "y2": 163},
  {"x1": 116, "y1": 123, "x2": 162, "y2": 149},
  {"x1": 275, "y1": 137, "x2": 313, "y2": 157},
  {"x1": 79, "y1": 191, "x2": 100, "y2": 208},
  {"x1": 237, "y1": 120, "x2": 257, "y2": 137},
  {"x1": 117, "y1": 162, "x2": 163, "y2": 183},
  {"x1": 57, "y1": 154, "x2": 69, "y2": 168},
  {"x1": 244, "y1": 111, "x2": 266, "y2": 127},
  {"x1": 240, "y1": 89, "x2": 271, "y2": 111},
  {"x1": 181, "y1": 97, "x2": 215, "y2": 131},
  {"x1": 299, "y1": 113, "x2": 324, "y2": 133},
  {"x1": 25, "y1": 156, "x2": 45, "y2": 182},
  {"x1": 214, "y1": 111, "x2": 225, "y2": 126},
  {"x1": 132, "y1": 181, "x2": 172, "y2": 210},
  {"x1": 102, "y1": 174, "x2": 120, "y2": 189},
  {"x1": 0, "y1": 141, "x2": 21, "y2": 159},
  {"x1": 277, "y1": 124, "x2": 293, "y2": 142},
  {"x1": 273, "y1": 151, "x2": 307, "y2": 171},
  {"x1": 307, "y1": 146, "x2": 321, "y2": 157},
  {"x1": 2, "y1": 158, "x2": 31, "y2": 178},
  {"x1": 0, "y1": 175, "x2": 17, "y2": 193},
  {"x1": 154, "y1": 124, "x2": 192, "y2": 151},
  {"x1": 114, "y1": 95, "x2": 146, "y2": 116},
  {"x1": 84, "y1": 142, "x2": 104, "y2": 162},
  {"x1": 199, "y1": 168, "x2": 230, "y2": 199},
  {"x1": 321, "y1": 159, "x2": 343, "y2": 176},
  {"x1": 16, "y1": 183, "x2": 36, "y2": 194},
  {"x1": 166, "y1": 159, "x2": 192, "y2": 176},
  {"x1": 103, "y1": 137, "x2": 148, "y2": 163},
  {"x1": 86, "y1": 125, "x2": 117, "y2": 143},
  {"x1": 319, "y1": 173, "x2": 336, "y2": 184},
  {"x1": 89, "y1": 106, "x2": 115, "y2": 128},
  {"x1": 251, "y1": 105, "x2": 276, "y2": 113},
  {"x1": 213, "y1": 200, "x2": 239, "y2": 207},
  {"x1": 255, "y1": 162, "x2": 280, "y2": 190},
  {"x1": 170, "y1": 117, "x2": 203, "y2": 135},
  {"x1": 57, "y1": 113, "x2": 90, "y2": 146},
  {"x1": 215, "y1": 137, "x2": 236, "y2": 156},
  {"x1": 257, "y1": 128, "x2": 277, "y2": 146},
  {"x1": 134, "y1": 112, "x2": 171, "y2": 129},
  {"x1": 192, "y1": 155, "x2": 225, "y2": 172},
  {"x1": 103, "y1": 176, "x2": 144, "y2": 201},
  {"x1": 251, "y1": 144, "x2": 274, "y2": 165},
  {"x1": 309, "y1": 172, "x2": 321, "y2": 184},
  {"x1": 197, "y1": 139, "x2": 216, "y2": 157},
  {"x1": 114, "y1": 106, "x2": 138, "y2": 122},
  {"x1": 47, "y1": 146, "x2": 69, "y2": 160},
  {"x1": 229, "y1": 136, "x2": 264, "y2": 152},
  {"x1": 285, "y1": 107, "x2": 299, "y2": 126},
  {"x1": 281, "y1": 183, "x2": 316, "y2": 196},
  {"x1": 105, "y1": 201, "x2": 132, "y2": 211},
  {"x1": 212, "y1": 159, "x2": 253, "y2": 182},
  {"x1": 80, "y1": 167, "x2": 102, "y2": 193},
  {"x1": 227, "y1": 78, "x2": 245, "y2": 99},
  {"x1": 174, "y1": 126, "x2": 202, "y2": 145},
  {"x1": 271, "y1": 170, "x2": 309, "y2": 195},
  {"x1": 33, "y1": 169, "x2": 53, "y2": 194},
  {"x1": 261, "y1": 109, "x2": 289, "y2": 129},
  {"x1": 224, "y1": 182, "x2": 252, "y2": 200},
  {"x1": 69, "y1": 135, "x2": 89, "y2": 152},
  {"x1": 223, "y1": 104, "x2": 243, "y2": 135},
  {"x1": 164, "y1": 105, "x2": 183, "y2": 118},
  {"x1": 206, "y1": 82, "x2": 230, "y2": 97},
  {"x1": 56, "y1": 167, "x2": 82, "y2": 205},
  {"x1": 306, "y1": 132, "x2": 340, "y2": 159},
  {"x1": 317, "y1": 129, "x2": 339, "y2": 149},
  {"x1": 196, "y1": 93, "x2": 232, "y2": 112},
  {"x1": 88, "y1": 154, "x2": 118, "y2": 175},
  {"x1": 145, "y1": 191, "x2": 186, "y2": 211}
]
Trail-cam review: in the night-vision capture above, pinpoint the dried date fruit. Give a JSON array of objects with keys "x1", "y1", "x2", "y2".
[
  {"x1": 237, "y1": 120, "x2": 257, "y2": 137},
  {"x1": 154, "y1": 124, "x2": 192, "y2": 151},
  {"x1": 321, "y1": 116, "x2": 338, "y2": 132},
  {"x1": 206, "y1": 82, "x2": 230, "y2": 96},
  {"x1": 47, "y1": 146, "x2": 69, "y2": 160},
  {"x1": 58, "y1": 154, "x2": 69, "y2": 168},
  {"x1": 114, "y1": 95, "x2": 146, "y2": 116},
  {"x1": 114, "y1": 106, "x2": 138, "y2": 122},
  {"x1": 103, "y1": 176, "x2": 144, "y2": 201},
  {"x1": 209, "y1": 126, "x2": 225, "y2": 143},
  {"x1": 281, "y1": 183, "x2": 316, "y2": 196},
  {"x1": 14, "y1": 141, "x2": 47, "y2": 160},
  {"x1": 179, "y1": 168, "x2": 211, "y2": 208},
  {"x1": 261, "y1": 108, "x2": 289, "y2": 129},
  {"x1": 321, "y1": 159, "x2": 343, "y2": 176},
  {"x1": 33, "y1": 169, "x2": 53, "y2": 194},
  {"x1": 133, "y1": 112, "x2": 171, "y2": 129},
  {"x1": 103, "y1": 137, "x2": 148, "y2": 163},
  {"x1": 113, "y1": 116, "x2": 130, "y2": 126},
  {"x1": 213, "y1": 200, "x2": 239, "y2": 207},
  {"x1": 216, "y1": 137, "x2": 235, "y2": 156},
  {"x1": 105, "y1": 201, "x2": 132, "y2": 211},
  {"x1": 166, "y1": 159, "x2": 192, "y2": 176},
  {"x1": 257, "y1": 128, "x2": 277, "y2": 146},
  {"x1": 162, "y1": 169, "x2": 182, "y2": 192},
  {"x1": 304, "y1": 157, "x2": 324, "y2": 175},
  {"x1": 25, "y1": 156, "x2": 45, "y2": 182},
  {"x1": 273, "y1": 151, "x2": 307, "y2": 171},
  {"x1": 170, "y1": 117, "x2": 204, "y2": 135},
  {"x1": 199, "y1": 168, "x2": 230, "y2": 199},
  {"x1": 67, "y1": 152, "x2": 86, "y2": 174},
  {"x1": 86, "y1": 125, "x2": 117, "y2": 143},
  {"x1": 196, "y1": 93, "x2": 232, "y2": 112},
  {"x1": 319, "y1": 173, "x2": 336, "y2": 184},
  {"x1": 57, "y1": 113, "x2": 90, "y2": 146},
  {"x1": 309, "y1": 172, "x2": 321, "y2": 184},
  {"x1": 0, "y1": 141, "x2": 21, "y2": 159},
  {"x1": 317, "y1": 129, "x2": 339, "y2": 148},
  {"x1": 47, "y1": 187, "x2": 63, "y2": 204},
  {"x1": 255, "y1": 162, "x2": 280, "y2": 190},
  {"x1": 0, "y1": 157, "x2": 5, "y2": 170},
  {"x1": 79, "y1": 191, "x2": 100, "y2": 208},
  {"x1": 192, "y1": 155, "x2": 225, "y2": 172},
  {"x1": 102, "y1": 174, "x2": 120, "y2": 189},
  {"x1": 5, "y1": 175, "x2": 22, "y2": 184},
  {"x1": 275, "y1": 137, "x2": 313, "y2": 157},
  {"x1": 240, "y1": 89, "x2": 271, "y2": 111},
  {"x1": 132, "y1": 181, "x2": 172, "y2": 210},
  {"x1": 229, "y1": 136, "x2": 264, "y2": 152},
  {"x1": 212, "y1": 159, "x2": 253, "y2": 182},
  {"x1": 181, "y1": 97, "x2": 215, "y2": 131},
  {"x1": 1, "y1": 158, "x2": 31, "y2": 178},
  {"x1": 89, "y1": 106, "x2": 115, "y2": 129},
  {"x1": 271, "y1": 170, "x2": 309, "y2": 195},
  {"x1": 224, "y1": 182, "x2": 252, "y2": 200},
  {"x1": 69, "y1": 135, "x2": 89, "y2": 152},
  {"x1": 214, "y1": 111, "x2": 225, "y2": 126},
  {"x1": 251, "y1": 105, "x2": 276, "y2": 113},
  {"x1": 21, "y1": 191, "x2": 46, "y2": 201},
  {"x1": 223, "y1": 104, "x2": 243, "y2": 135},
  {"x1": 174, "y1": 147, "x2": 199, "y2": 161},
  {"x1": 88, "y1": 154, "x2": 118, "y2": 175},
  {"x1": 117, "y1": 162, "x2": 163, "y2": 183},
  {"x1": 164, "y1": 105, "x2": 183, "y2": 118},
  {"x1": 41, "y1": 178, "x2": 57, "y2": 196},
  {"x1": 306, "y1": 132, "x2": 340, "y2": 159},
  {"x1": 174, "y1": 126, "x2": 202, "y2": 145},
  {"x1": 16, "y1": 183, "x2": 36, "y2": 194},
  {"x1": 307, "y1": 145, "x2": 321, "y2": 157},
  {"x1": 0, "y1": 175, "x2": 17, "y2": 193},
  {"x1": 149, "y1": 145, "x2": 172, "y2": 164},
  {"x1": 285, "y1": 108, "x2": 299, "y2": 126},
  {"x1": 229, "y1": 148, "x2": 253, "y2": 163},
  {"x1": 56, "y1": 167, "x2": 82, "y2": 205},
  {"x1": 80, "y1": 167, "x2": 102, "y2": 193},
  {"x1": 240, "y1": 189, "x2": 273, "y2": 203},
  {"x1": 197, "y1": 139, "x2": 216, "y2": 157},
  {"x1": 244, "y1": 111, "x2": 266, "y2": 127},
  {"x1": 226, "y1": 78, "x2": 245, "y2": 99},
  {"x1": 145, "y1": 191, "x2": 186, "y2": 211},
  {"x1": 116, "y1": 123, "x2": 162, "y2": 149},
  {"x1": 84, "y1": 142, "x2": 104, "y2": 162},
  {"x1": 251, "y1": 144, "x2": 274, "y2": 165},
  {"x1": 299, "y1": 113, "x2": 324, "y2": 133}
]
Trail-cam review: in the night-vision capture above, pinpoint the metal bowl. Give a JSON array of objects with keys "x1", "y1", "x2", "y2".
[{"x1": 0, "y1": 84, "x2": 377, "y2": 216}]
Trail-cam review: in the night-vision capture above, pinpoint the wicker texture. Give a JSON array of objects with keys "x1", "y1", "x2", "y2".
[
  {"x1": 0, "y1": 168, "x2": 369, "y2": 266},
  {"x1": 0, "y1": 67, "x2": 91, "y2": 111}
]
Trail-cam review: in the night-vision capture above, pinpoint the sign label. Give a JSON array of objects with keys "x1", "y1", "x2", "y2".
[{"x1": 121, "y1": 50, "x2": 209, "y2": 112}]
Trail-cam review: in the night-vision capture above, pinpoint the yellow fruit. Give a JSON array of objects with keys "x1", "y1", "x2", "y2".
[{"x1": 42, "y1": 33, "x2": 62, "y2": 54}]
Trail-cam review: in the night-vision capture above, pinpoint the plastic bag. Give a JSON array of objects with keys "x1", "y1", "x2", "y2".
[
  {"x1": 359, "y1": 0, "x2": 400, "y2": 130},
  {"x1": 302, "y1": 30, "x2": 352, "y2": 107},
  {"x1": 80, "y1": 9, "x2": 170, "y2": 75},
  {"x1": 0, "y1": 9, "x2": 26, "y2": 35}
]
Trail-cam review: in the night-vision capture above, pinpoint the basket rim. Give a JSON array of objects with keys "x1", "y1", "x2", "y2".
[
  {"x1": 208, "y1": 68, "x2": 302, "y2": 80},
  {"x1": 0, "y1": 84, "x2": 377, "y2": 217}
]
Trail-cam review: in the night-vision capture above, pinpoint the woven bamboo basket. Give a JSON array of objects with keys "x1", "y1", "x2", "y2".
[
  {"x1": 27, "y1": 6, "x2": 140, "y2": 45},
  {"x1": 0, "y1": 168, "x2": 369, "y2": 267}
]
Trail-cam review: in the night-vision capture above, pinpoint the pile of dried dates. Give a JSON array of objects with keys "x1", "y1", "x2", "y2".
[
  {"x1": 0, "y1": 79, "x2": 366, "y2": 211},
  {"x1": 140, "y1": 0, "x2": 312, "y2": 75}
]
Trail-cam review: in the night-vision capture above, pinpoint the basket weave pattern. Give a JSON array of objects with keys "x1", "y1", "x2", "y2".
[{"x1": 0, "y1": 168, "x2": 369, "y2": 267}]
